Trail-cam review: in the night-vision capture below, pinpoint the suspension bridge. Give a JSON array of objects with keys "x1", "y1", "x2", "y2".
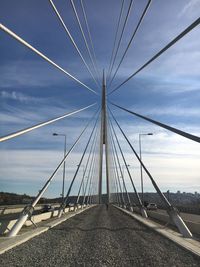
[{"x1": 0, "y1": 0, "x2": 200, "y2": 266}]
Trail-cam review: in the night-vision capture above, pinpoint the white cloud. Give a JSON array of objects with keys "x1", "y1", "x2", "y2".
[
  {"x1": 0, "y1": 101, "x2": 98, "y2": 138},
  {"x1": 108, "y1": 2, "x2": 200, "y2": 95},
  {"x1": 178, "y1": 0, "x2": 200, "y2": 18},
  {"x1": 112, "y1": 41, "x2": 200, "y2": 94},
  {"x1": 0, "y1": 90, "x2": 38, "y2": 103},
  {"x1": 108, "y1": 120, "x2": 200, "y2": 157},
  {"x1": 0, "y1": 60, "x2": 98, "y2": 89},
  {"x1": 0, "y1": 149, "x2": 94, "y2": 196},
  {"x1": 131, "y1": 105, "x2": 200, "y2": 118},
  {"x1": 115, "y1": 149, "x2": 200, "y2": 193},
  {"x1": 1, "y1": 138, "x2": 199, "y2": 198}
]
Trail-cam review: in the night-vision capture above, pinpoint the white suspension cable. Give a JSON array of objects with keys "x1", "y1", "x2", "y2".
[
  {"x1": 49, "y1": 0, "x2": 100, "y2": 89},
  {"x1": 0, "y1": 23, "x2": 97, "y2": 95},
  {"x1": 107, "y1": 0, "x2": 134, "y2": 86},
  {"x1": 80, "y1": 0, "x2": 101, "y2": 78},
  {"x1": 108, "y1": 0, "x2": 152, "y2": 88},
  {"x1": 107, "y1": 0, "x2": 125, "y2": 81},
  {"x1": 0, "y1": 103, "x2": 97, "y2": 142},
  {"x1": 108, "y1": 17, "x2": 200, "y2": 95},
  {"x1": 70, "y1": 0, "x2": 100, "y2": 85}
]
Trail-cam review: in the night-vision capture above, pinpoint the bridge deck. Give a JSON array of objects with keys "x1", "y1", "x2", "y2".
[{"x1": 0, "y1": 205, "x2": 199, "y2": 267}]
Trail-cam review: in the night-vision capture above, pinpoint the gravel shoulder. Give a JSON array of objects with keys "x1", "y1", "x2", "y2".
[{"x1": 0, "y1": 205, "x2": 199, "y2": 267}]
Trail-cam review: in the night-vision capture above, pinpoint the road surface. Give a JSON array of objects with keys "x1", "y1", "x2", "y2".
[
  {"x1": 0, "y1": 205, "x2": 199, "y2": 266},
  {"x1": 155, "y1": 209, "x2": 200, "y2": 223}
]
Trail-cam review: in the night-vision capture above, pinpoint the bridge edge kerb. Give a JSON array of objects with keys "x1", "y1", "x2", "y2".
[
  {"x1": 113, "y1": 205, "x2": 200, "y2": 258},
  {"x1": 0, "y1": 205, "x2": 96, "y2": 255}
]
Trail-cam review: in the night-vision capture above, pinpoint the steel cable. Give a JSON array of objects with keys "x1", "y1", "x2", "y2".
[
  {"x1": 108, "y1": 17, "x2": 200, "y2": 95},
  {"x1": 108, "y1": 0, "x2": 152, "y2": 89},
  {"x1": 0, "y1": 24, "x2": 97, "y2": 95},
  {"x1": 49, "y1": 0, "x2": 100, "y2": 89}
]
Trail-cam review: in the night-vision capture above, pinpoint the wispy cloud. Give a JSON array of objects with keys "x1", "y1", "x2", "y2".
[
  {"x1": 118, "y1": 152, "x2": 200, "y2": 193},
  {"x1": 178, "y1": 0, "x2": 200, "y2": 18},
  {"x1": 0, "y1": 59, "x2": 98, "y2": 89},
  {"x1": 0, "y1": 149, "x2": 90, "y2": 197},
  {"x1": 110, "y1": 42, "x2": 200, "y2": 94},
  {"x1": 1, "y1": 133, "x2": 199, "y2": 196},
  {"x1": 0, "y1": 101, "x2": 98, "y2": 145},
  {"x1": 109, "y1": 119, "x2": 200, "y2": 156},
  {"x1": 131, "y1": 105, "x2": 200, "y2": 118},
  {"x1": 0, "y1": 90, "x2": 39, "y2": 103},
  {"x1": 0, "y1": 61, "x2": 68, "y2": 89}
]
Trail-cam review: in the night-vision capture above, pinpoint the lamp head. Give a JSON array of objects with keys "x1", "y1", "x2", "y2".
[{"x1": 53, "y1": 133, "x2": 58, "y2": 136}]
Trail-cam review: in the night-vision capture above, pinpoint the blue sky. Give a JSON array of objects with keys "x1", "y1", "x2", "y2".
[{"x1": 0, "y1": 0, "x2": 200, "y2": 198}]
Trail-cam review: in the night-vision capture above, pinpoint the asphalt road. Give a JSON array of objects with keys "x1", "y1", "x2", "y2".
[
  {"x1": 155, "y1": 209, "x2": 200, "y2": 223},
  {"x1": 0, "y1": 205, "x2": 199, "y2": 267}
]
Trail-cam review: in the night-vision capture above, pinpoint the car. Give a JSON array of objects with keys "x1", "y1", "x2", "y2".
[
  {"x1": 147, "y1": 203, "x2": 157, "y2": 210},
  {"x1": 42, "y1": 204, "x2": 54, "y2": 213}
]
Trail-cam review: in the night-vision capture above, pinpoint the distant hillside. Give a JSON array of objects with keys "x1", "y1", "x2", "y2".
[
  {"x1": 0, "y1": 192, "x2": 100, "y2": 206},
  {"x1": 0, "y1": 192, "x2": 46, "y2": 206}
]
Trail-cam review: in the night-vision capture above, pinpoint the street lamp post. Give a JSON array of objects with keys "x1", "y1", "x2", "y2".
[
  {"x1": 139, "y1": 133, "x2": 153, "y2": 205},
  {"x1": 53, "y1": 133, "x2": 67, "y2": 202}
]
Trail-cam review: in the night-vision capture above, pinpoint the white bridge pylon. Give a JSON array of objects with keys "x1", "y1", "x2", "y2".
[{"x1": 98, "y1": 71, "x2": 109, "y2": 204}]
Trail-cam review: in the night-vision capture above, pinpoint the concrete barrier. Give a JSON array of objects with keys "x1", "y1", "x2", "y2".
[
  {"x1": 0, "y1": 207, "x2": 70, "y2": 235},
  {"x1": 0, "y1": 203, "x2": 60, "y2": 215}
]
